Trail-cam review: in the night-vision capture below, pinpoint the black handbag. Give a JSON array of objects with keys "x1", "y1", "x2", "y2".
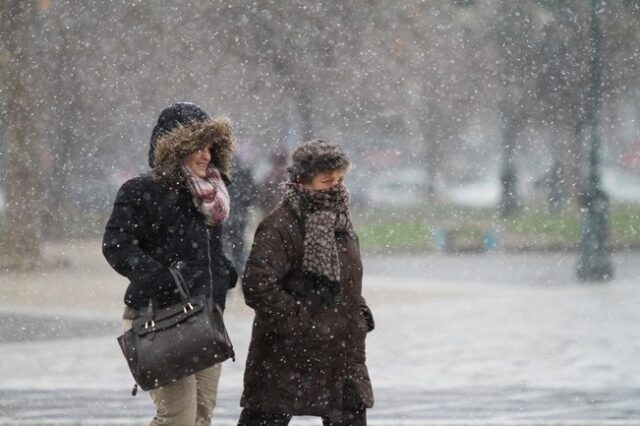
[{"x1": 117, "y1": 267, "x2": 235, "y2": 392}]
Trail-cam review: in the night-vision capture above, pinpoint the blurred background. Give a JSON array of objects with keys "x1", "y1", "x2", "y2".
[
  {"x1": 2, "y1": 1, "x2": 640, "y2": 267},
  {"x1": 3, "y1": 2, "x2": 640, "y2": 424}
]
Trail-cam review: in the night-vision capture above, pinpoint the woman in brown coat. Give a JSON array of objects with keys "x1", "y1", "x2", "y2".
[{"x1": 238, "y1": 139, "x2": 374, "y2": 426}]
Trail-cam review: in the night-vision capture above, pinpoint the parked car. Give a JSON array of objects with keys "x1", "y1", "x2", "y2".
[
  {"x1": 602, "y1": 165, "x2": 640, "y2": 202},
  {"x1": 364, "y1": 167, "x2": 430, "y2": 207},
  {"x1": 445, "y1": 176, "x2": 501, "y2": 208},
  {"x1": 66, "y1": 178, "x2": 120, "y2": 214},
  {"x1": 444, "y1": 164, "x2": 640, "y2": 208}
]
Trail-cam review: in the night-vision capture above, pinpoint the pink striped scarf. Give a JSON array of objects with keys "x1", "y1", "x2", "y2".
[{"x1": 181, "y1": 163, "x2": 230, "y2": 225}]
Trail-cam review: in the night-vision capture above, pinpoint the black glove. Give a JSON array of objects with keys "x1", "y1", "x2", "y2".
[
  {"x1": 360, "y1": 301, "x2": 375, "y2": 332},
  {"x1": 302, "y1": 271, "x2": 341, "y2": 310},
  {"x1": 125, "y1": 267, "x2": 177, "y2": 308},
  {"x1": 221, "y1": 256, "x2": 239, "y2": 289}
]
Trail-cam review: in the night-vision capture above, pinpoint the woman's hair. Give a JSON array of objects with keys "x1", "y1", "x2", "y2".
[
  {"x1": 149, "y1": 102, "x2": 210, "y2": 168},
  {"x1": 151, "y1": 117, "x2": 235, "y2": 186},
  {"x1": 286, "y1": 139, "x2": 350, "y2": 184}
]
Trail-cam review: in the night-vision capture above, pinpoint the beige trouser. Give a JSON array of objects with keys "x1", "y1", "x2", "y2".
[{"x1": 122, "y1": 319, "x2": 223, "y2": 426}]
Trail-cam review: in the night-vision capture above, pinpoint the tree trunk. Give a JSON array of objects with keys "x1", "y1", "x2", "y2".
[
  {"x1": 422, "y1": 121, "x2": 439, "y2": 203},
  {"x1": 296, "y1": 86, "x2": 314, "y2": 141},
  {"x1": 566, "y1": 121, "x2": 586, "y2": 210},
  {"x1": 44, "y1": 21, "x2": 81, "y2": 239},
  {"x1": 0, "y1": 2, "x2": 42, "y2": 270},
  {"x1": 500, "y1": 113, "x2": 520, "y2": 218}
]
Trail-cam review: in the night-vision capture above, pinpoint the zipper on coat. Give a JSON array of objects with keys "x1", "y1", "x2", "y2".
[
  {"x1": 206, "y1": 227, "x2": 214, "y2": 297},
  {"x1": 206, "y1": 227, "x2": 236, "y2": 362}
]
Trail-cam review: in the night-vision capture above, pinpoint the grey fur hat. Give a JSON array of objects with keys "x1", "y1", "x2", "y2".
[{"x1": 287, "y1": 139, "x2": 350, "y2": 183}]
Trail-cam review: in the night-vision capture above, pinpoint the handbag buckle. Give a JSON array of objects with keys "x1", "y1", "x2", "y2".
[
  {"x1": 144, "y1": 320, "x2": 155, "y2": 329},
  {"x1": 183, "y1": 303, "x2": 194, "y2": 313}
]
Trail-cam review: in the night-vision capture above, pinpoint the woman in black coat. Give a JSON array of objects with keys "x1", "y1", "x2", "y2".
[{"x1": 103, "y1": 102, "x2": 237, "y2": 426}]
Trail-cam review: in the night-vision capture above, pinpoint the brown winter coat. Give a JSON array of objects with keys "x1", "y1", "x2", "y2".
[{"x1": 240, "y1": 200, "x2": 374, "y2": 418}]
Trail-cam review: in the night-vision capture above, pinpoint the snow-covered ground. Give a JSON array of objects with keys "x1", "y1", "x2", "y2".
[{"x1": 1, "y1": 240, "x2": 639, "y2": 425}]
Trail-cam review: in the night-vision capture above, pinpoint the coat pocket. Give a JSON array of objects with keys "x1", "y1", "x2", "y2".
[{"x1": 347, "y1": 363, "x2": 374, "y2": 408}]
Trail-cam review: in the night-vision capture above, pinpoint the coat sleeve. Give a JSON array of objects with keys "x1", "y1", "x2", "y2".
[
  {"x1": 242, "y1": 219, "x2": 309, "y2": 324},
  {"x1": 102, "y1": 178, "x2": 173, "y2": 299}
]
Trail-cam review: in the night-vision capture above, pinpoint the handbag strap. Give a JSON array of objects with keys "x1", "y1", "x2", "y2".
[
  {"x1": 147, "y1": 267, "x2": 192, "y2": 320},
  {"x1": 168, "y1": 267, "x2": 191, "y2": 301}
]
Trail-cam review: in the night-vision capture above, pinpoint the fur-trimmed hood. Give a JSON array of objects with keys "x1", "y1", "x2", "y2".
[{"x1": 151, "y1": 117, "x2": 235, "y2": 188}]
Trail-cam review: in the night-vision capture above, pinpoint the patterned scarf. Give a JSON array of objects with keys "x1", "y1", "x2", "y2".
[
  {"x1": 181, "y1": 163, "x2": 230, "y2": 225},
  {"x1": 282, "y1": 182, "x2": 355, "y2": 284}
]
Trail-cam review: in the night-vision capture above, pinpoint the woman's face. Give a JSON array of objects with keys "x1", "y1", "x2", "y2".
[
  {"x1": 184, "y1": 146, "x2": 212, "y2": 178},
  {"x1": 300, "y1": 169, "x2": 347, "y2": 191}
]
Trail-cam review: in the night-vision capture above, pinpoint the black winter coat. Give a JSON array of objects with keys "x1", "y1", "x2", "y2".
[{"x1": 102, "y1": 175, "x2": 237, "y2": 311}]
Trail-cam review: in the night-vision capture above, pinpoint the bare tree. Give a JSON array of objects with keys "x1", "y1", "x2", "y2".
[
  {"x1": 0, "y1": 1, "x2": 43, "y2": 269},
  {"x1": 219, "y1": 1, "x2": 363, "y2": 142}
]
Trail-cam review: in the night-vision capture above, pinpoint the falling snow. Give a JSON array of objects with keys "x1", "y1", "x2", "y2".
[{"x1": 2, "y1": 1, "x2": 640, "y2": 424}]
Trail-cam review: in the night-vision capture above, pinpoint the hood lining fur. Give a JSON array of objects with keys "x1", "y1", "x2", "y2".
[{"x1": 151, "y1": 117, "x2": 235, "y2": 188}]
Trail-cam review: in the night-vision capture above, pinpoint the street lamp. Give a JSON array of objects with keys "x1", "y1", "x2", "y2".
[{"x1": 577, "y1": 0, "x2": 613, "y2": 281}]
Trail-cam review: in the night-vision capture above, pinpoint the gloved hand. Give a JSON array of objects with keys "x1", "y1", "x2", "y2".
[
  {"x1": 219, "y1": 256, "x2": 238, "y2": 289},
  {"x1": 360, "y1": 300, "x2": 375, "y2": 332},
  {"x1": 302, "y1": 271, "x2": 341, "y2": 310},
  {"x1": 124, "y1": 267, "x2": 177, "y2": 308}
]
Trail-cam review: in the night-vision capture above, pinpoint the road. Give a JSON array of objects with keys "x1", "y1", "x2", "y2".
[{"x1": 1, "y1": 240, "x2": 639, "y2": 425}]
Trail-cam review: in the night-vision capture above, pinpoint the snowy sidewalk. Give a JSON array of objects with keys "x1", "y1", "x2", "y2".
[{"x1": 1, "y1": 240, "x2": 640, "y2": 425}]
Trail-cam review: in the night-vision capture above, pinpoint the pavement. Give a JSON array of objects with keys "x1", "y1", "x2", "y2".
[{"x1": 1, "y1": 240, "x2": 640, "y2": 425}]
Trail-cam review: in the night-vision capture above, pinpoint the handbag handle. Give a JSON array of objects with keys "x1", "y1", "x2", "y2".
[
  {"x1": 167, "y1": 267, "x2": 192, "y2": 302},
  {"x1": 146, "y1": 266, "x2": 192, "y2": 323}
]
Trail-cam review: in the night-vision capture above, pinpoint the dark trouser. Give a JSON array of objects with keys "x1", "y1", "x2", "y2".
[
  {"x1": 238, "y1": 382, "x2": 366, "y2": 426},
  {"x1": 237, "y1": 408, "x2": 366, "y2": 426}
]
